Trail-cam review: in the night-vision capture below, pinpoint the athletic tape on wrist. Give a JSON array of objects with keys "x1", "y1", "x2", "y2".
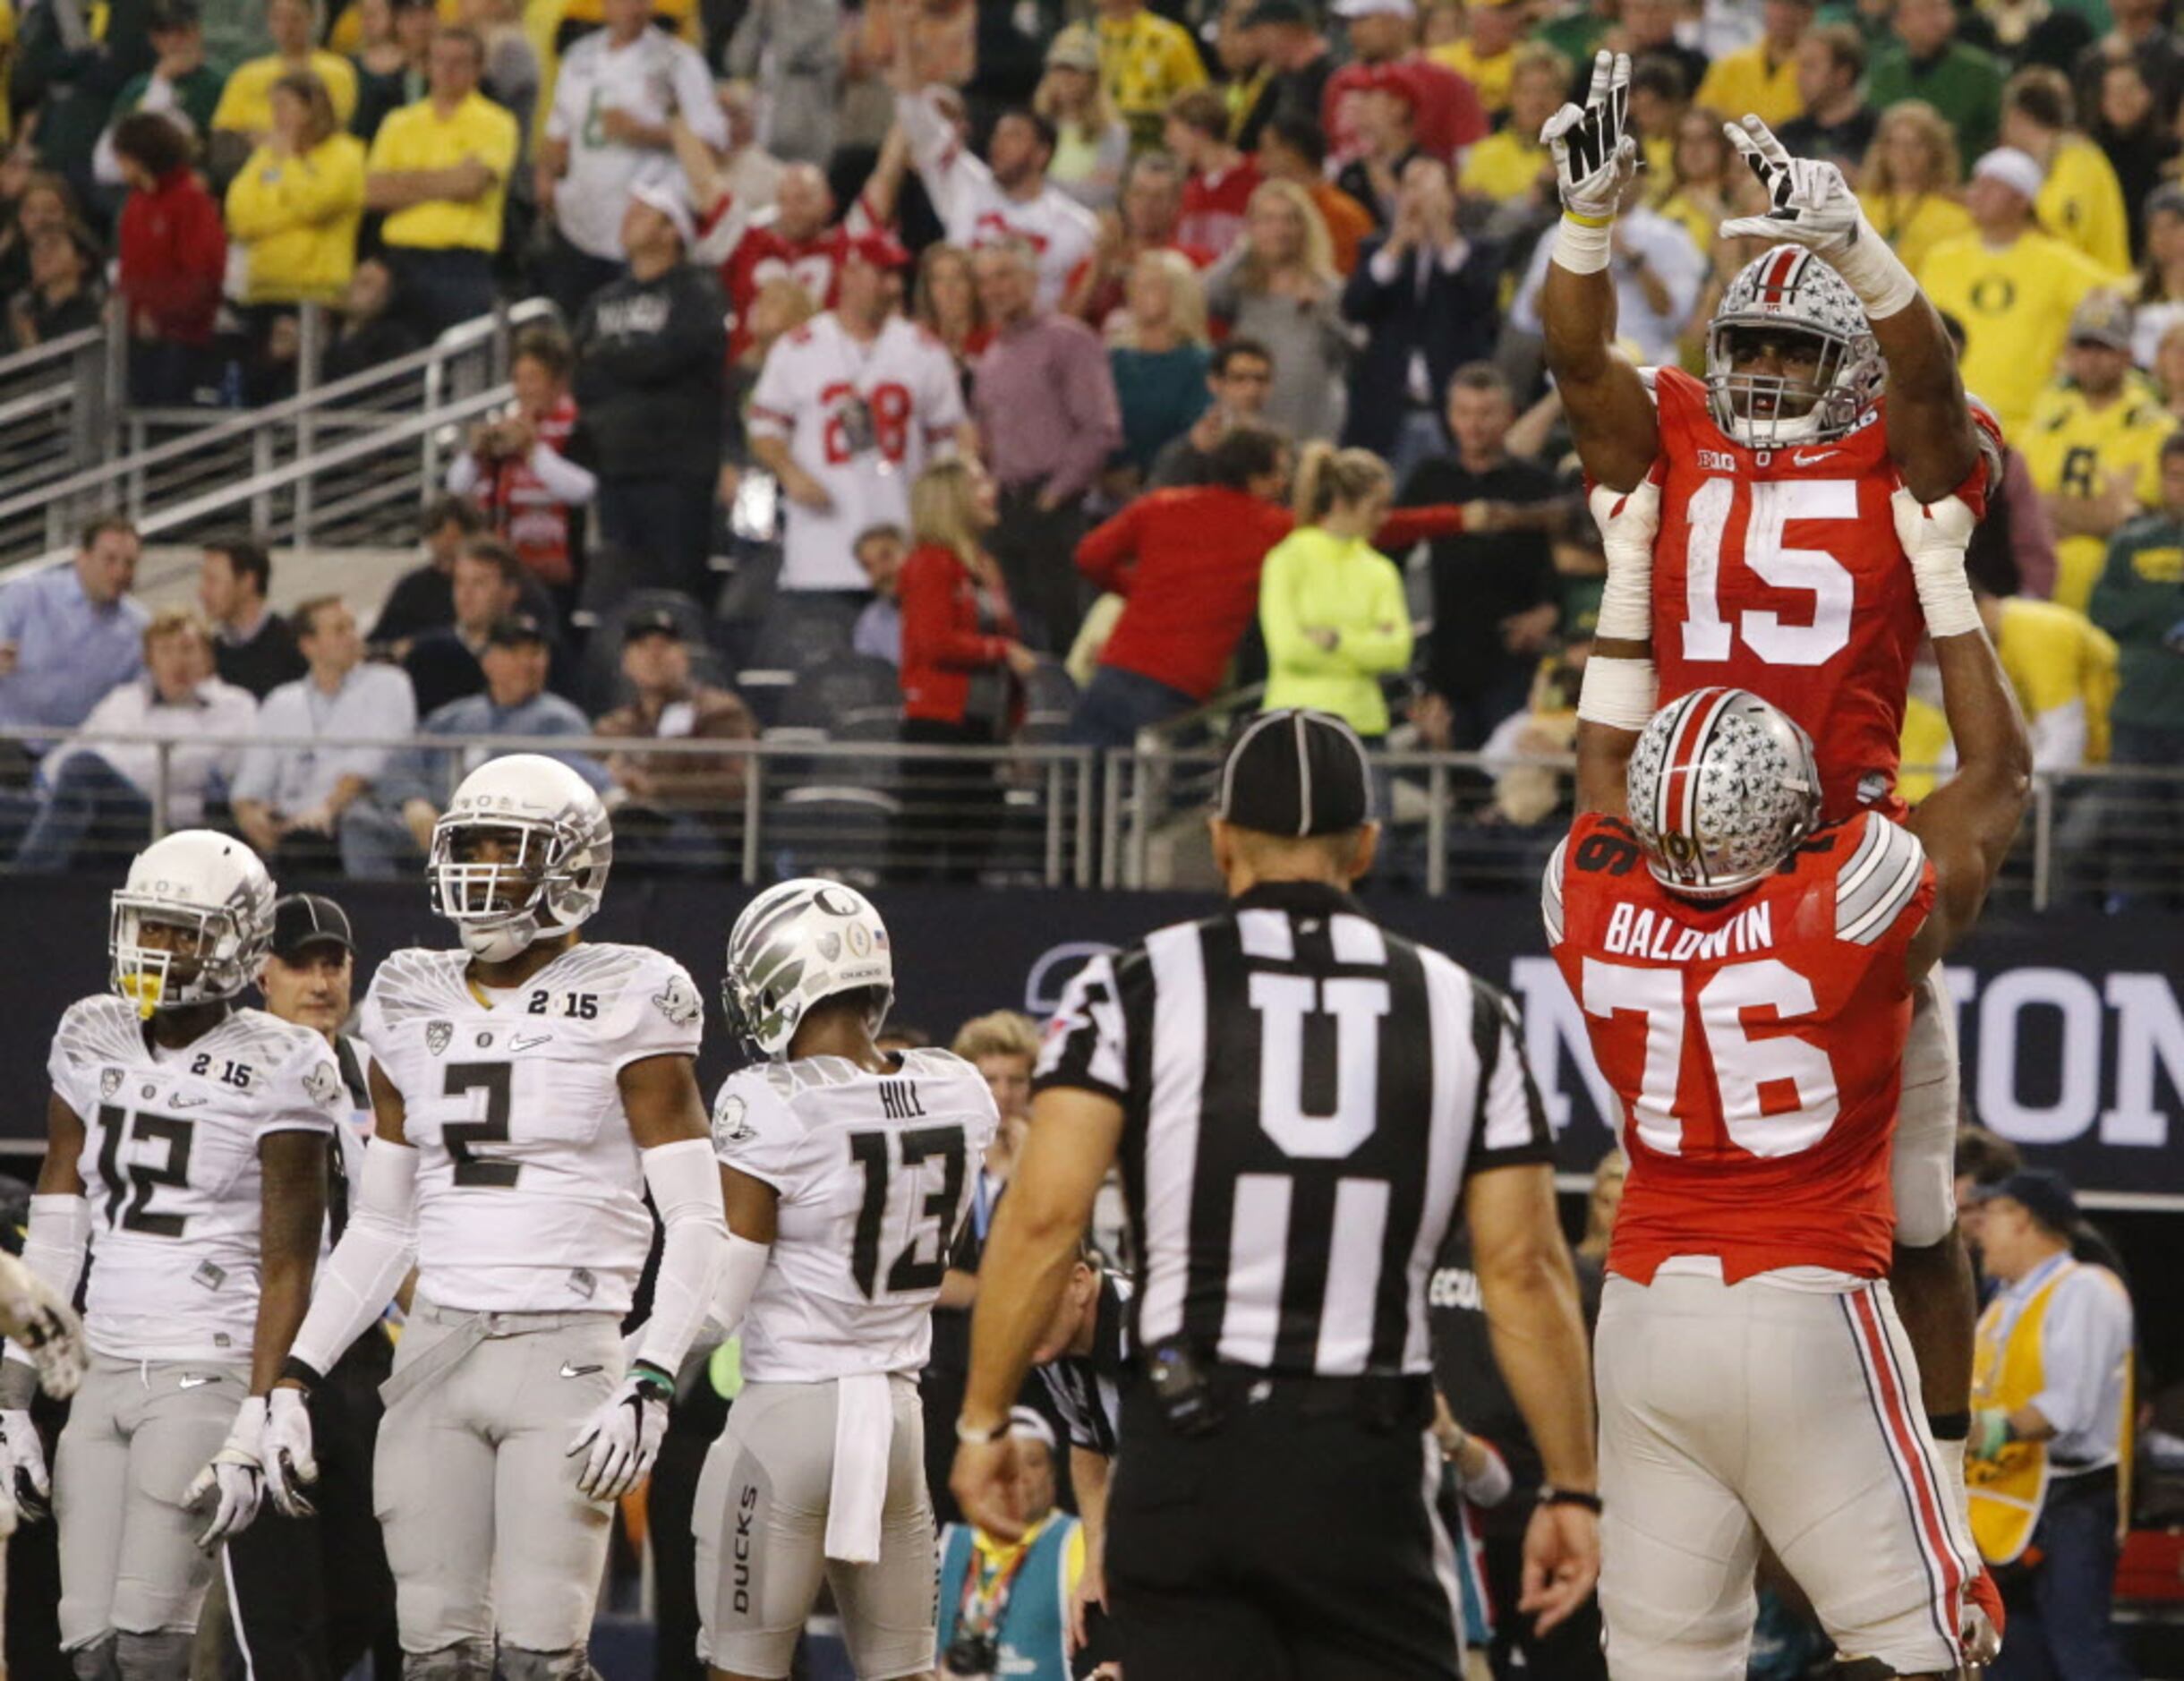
[
  {"x1": 1594, "y1": 567, "x2": 1652, "y2": 644},
  {"x1": 1831, "y1": 221, "x2": 1919, "y2": 320},
  {"x1": 1552, "y1": 214, "x2": 1614, "y2": 276},
  {"x1": 1576, "y1": 657, "x2": 1659, "y2": 731},
  {"x1": 1913, "y1": 555, "x2": 1984, "y2": 640}
]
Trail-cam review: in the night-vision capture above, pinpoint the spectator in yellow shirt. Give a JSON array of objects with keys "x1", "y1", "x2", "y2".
[
  {"x1": 1858, "y1": 99, "x2": 1975, "y2": 279},
  {"x1": 209, "y1": 0, "x2": 359, "y2": 169},
  {"x1": 2019, "y1": 294, "x2": 2177, "y2": 610},
  {"x1": 226, "y1": 71, "x2": 366, "y2": 306},
  {"x1": 1426, "y1": 0, "x2": 1523, "y2": 116},
  {"x1": 1917, "y1": 146, "x2": 2120, "y2": 439},
  {"x1": 364, "y1": 24, "x2": 516, "y2": 336},
  {"x1": 1694, "y1": 0, "x2": 1813, "y2": 129},
  {"x1": 1456, "y1": 44, "x2": 1564, "y2": 215},
  {"x1": 1096, "y1": 0, "x2": 1208, "y2": 149},
  {"x1": 2002, "y1": 64, "x2": 2132, "y2": 275}
]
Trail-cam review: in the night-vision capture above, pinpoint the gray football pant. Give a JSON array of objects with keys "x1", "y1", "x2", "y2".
[
  {"x1": 55, "y1": 1354, "x2": 249, "y2": 1651},
  {"x1": 372, "y1": 1301, "x2": 622, "y2": 1655}
]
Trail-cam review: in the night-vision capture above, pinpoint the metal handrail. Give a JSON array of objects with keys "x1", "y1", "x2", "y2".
[
  {"x1": 0, "y1": 300, "x2": 555, "y2": 567},
  {"x1": 0, "y1": 326, "x2": 102, "y2": 383}
]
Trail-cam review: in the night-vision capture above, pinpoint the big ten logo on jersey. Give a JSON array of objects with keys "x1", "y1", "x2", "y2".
[
  {"x1": 526, "y1": 987, "x2": 599, "y2": 1020},
  {"x1": 187, "y1": 1054, "x2": 253, "y2": 1088},
  {"x1": 1680, "y1": 474, "x2": 1861, "y2": 667},
  {"x1": 821, "y1": 381, "x2": 911, "y2": 466}
]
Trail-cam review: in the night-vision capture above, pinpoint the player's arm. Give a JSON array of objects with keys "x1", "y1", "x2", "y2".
[
  {"x1": 248, "y1": 1130, "x2": 328, "y2": 1396},
  {"x1": 619, "y1": 1054, "x2": 728, "y2": 1379},
  {"x1": 1894, "y1": 489, "x2": 2034, "y2": 980},
  {"x1": 1539, "y1": 52, "x2": 1660, "y2": 493},
  {"x1": 955, "y1": 1086, "x2": 1124, "y2": 1540},
  {"x1": 1573, "y1": 472, "x2": 1665, "y2": 815},
  {"x1": 1463, "y1": 1159, "x2": 1599, "y2": 1632},
  {"x1": 0, "y1": 1093, "x2": 92, "y2": 1412},
  {"x1": 1719, "y1": 118, "x2": 1978, "y2": 500}
]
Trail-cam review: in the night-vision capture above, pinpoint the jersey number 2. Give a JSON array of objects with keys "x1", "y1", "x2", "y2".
[
  {"x1": 1579, "y1": 957, "x2": 1840, "y2": 1156},
  {"x1": 848, "y1": 1125, "x2": 967, "y2": 1300},
  {"x1": 443, "y1": 1063, "x2": 519, "y2": 1189},
  {"x1": 1682, "y1": 477, "x2": 1856, "y2": 668}
]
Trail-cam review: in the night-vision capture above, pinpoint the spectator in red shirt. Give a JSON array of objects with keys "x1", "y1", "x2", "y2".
[
  {"x1": 1322, "y1": 0, "x2": 1486, "y2": 167},
  {"x1": 1334, "y1": 64, "x2": 1427, "y2": 231},
  {"x1": 1165, "y1": 87, "x2": 1261, "y2": 254},
  {"x1": 113, "y1": 113, "x2": 226, "y2": 405},
  {"x1": 1070, "y1": 422, "x2": 1295, "y2": 747},
  {"x1": 896, "y1": 457, "x2": 1038, "y2": 881},
  {"x1": 695, "y1": 159, "x2": 880, "y2": 361},
  {"x1": 1071, "y1": 420, "x2": 1480, "y2": 747},
  {"x1": 445, "y1": 323, "x2": 596, "y2": 616}
]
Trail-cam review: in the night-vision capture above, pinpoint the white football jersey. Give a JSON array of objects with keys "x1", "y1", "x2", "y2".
[
  {"x1": 48, "y1": 997, "x2": 343, "y2": 1362},
  {"x1": 899, "y1": 89, "x2": 1098, "y2": 310},
  {"x1": 748, "y1": 311, "x2": 968, "y2": 590},
  {"x1": 361, "y1": 942, "x2": 704, "y2": 1315},
  {"x1": 545, "y1": 27, "x2": 724, "y2": 260},
  {"x1": 713, "y1": 1048, "x2": 999, "y2": 1383}
]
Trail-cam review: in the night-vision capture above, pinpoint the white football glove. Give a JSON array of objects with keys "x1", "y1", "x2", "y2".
[
  {"x1": 1541, "y1": 50, "x2": 1638, "y2": 225},
  {"x1": 566, "y1": 1366, "x2": 670, "y2": 1501},
  {"x1": 185, "y1": 1395, "x2": 266, "y2": 1549},
  {"x1": 0, "y1": 1408, "x2": 50, "y2": 1529},
  {"x1": 1719, "y1": 116, "x2": 1864, "y2": 258},
  {"x1": 261, "y1": 1387, "x2": 319, "y2": 1519},
  {"x1": 0, "y1": 1257, "x2": 83, "y2": 1402}
]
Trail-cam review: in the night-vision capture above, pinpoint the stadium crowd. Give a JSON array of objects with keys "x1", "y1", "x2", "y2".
[{"x1": 0, "y1": 0, "x2": 2176, "y2": 895}]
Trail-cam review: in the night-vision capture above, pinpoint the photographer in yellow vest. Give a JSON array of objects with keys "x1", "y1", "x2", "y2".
[{"x1": 1967, "y1": 1170, "x2": 2137, "y2": 1681}]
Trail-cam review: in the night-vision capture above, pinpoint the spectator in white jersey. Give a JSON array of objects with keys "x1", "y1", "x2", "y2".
[
  {"x1": 534, "y1": 0, "x2": 724, "y2": 320},
  {"x1": 693, "y1": 879, "x2": 1000, "y2": 1679},
  {"x1": 889, "y1": 24, "x2": 1100, "y2": 312},
  {"x1": 746, "y1": 230, "x2": 970, "y2": 613}
]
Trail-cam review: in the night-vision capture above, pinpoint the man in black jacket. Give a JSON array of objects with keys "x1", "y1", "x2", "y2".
[
  {"x1": 1339, "y1": 154, "x2": 1501, "y2": 478},
  {"x1": 572, "y1": 182, "x2": 727, "y2": 615}
]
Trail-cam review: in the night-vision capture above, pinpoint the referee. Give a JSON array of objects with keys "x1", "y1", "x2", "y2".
[{"x1": 952, "y1": 710, "x2": 1599, "y2": 1680}]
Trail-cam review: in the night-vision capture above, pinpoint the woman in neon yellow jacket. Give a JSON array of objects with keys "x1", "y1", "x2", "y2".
[{"x1": 1258, "y1": 442, "x2": 1414, "y2": 738}]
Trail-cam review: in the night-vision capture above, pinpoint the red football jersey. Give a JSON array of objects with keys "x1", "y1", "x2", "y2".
[
  {"x1": 1648, "y1": 364, "x2": 1993, "y2": 822},
  {"x1": 1544, "y1": 809, "x2": 1937, "y2": 1284}
]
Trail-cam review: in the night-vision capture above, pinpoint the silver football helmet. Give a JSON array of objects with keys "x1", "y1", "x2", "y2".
[
  {"x1": 1705, "y1": 244, "x2": 1884, "y2": 448},
  {"x1": 110, "y1": 829, "x2": 277, "y2": 1017},
  {"x1": 429, "y1": 754, "x2": 611, "y2": 962},
  {"x1": 721, "y1": 878, "x2": 894, "y2": 1058},
  {"x1": 1626, "y1": 687, "x2": 1822, "y2": 898}
]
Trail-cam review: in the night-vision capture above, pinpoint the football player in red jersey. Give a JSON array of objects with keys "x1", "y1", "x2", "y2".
[
  {"x1": 1544, "y1": 473, "x2": 2031, "y2": 1675},
  {"x1": 1540, "y1": 51, "x2": 2013, "y2": 1660}
]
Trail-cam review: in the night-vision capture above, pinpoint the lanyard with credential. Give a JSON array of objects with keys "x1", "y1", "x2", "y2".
[{"x1": 958, "y1": 1527, "x2": 1037, "y2": 1638}]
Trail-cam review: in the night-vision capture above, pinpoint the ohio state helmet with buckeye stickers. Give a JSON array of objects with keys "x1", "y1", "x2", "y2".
[
  {"x1": 1626, "y1": 687, "x2": 1824, "y2": 898},
  {"x1": 1706, "y1": 244, "x2": 1885, "y2": 448}
]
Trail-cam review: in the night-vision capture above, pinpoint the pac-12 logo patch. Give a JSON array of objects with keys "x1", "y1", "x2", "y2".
[
  {"x1": 100, "y1": 1067, "x2": 122, "y2": 1099},
  {"x1": 426, "y1": 1021, "x2": 452, "y2": 1056}
]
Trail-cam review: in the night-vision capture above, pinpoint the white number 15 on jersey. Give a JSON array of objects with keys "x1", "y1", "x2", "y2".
[{"x1": 1682, "y1": 477, "x2": 1856, "y2": 668}]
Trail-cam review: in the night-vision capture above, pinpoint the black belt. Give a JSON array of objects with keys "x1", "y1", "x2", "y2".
[
  {"x1": 2047, "y1": 1462, "x2": 2120, "y2": 1497},
  {"x1": 1208, "y1": 1364, "x2": 1432, "y2": 1430}
]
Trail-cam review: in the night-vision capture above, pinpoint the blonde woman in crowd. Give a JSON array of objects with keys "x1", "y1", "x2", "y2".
[
  {"x1": 1107, "y1": 249, "x2": 1212, "y2": 483},
  {"x1": 1206, "y1": 178, "x2": 1351, "y2": 443},
  {"x1": 1035, "y1": 25, "x2": 1128, "y2": 212},
  {"x1": 1258, "y1": 443, "x2": 1412, "y2": 747},
  {"x1": 1859, "y1": 99, "x2": 1975, "y2": 278},
  {"x1": 914, "y1": 241, "x2": 989, "y2": 380}
]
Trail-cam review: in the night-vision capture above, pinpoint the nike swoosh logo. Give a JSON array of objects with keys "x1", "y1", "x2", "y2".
[
  {"x1": 1792, "y1": 450, "x2": 1838, "y2": 465},
  {"x1": 177, "y1": 1375, "x2": 218, "y2": 1389},
  {"x1": 170, "y1": 1095, "x2": 207, "y2": 1109},
  {"x1": 559, "y1": 1362, "x2": 604, "y2": 1379},
  {"x1": 510, "y1": 1035, "x2": 553, "y2": 1054}
]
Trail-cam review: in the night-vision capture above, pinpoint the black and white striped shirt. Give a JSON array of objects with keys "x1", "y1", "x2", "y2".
[
  {"x1": 1037, "y1": 1270, "x2": 1132, "y2": 1455},
  {"x1": 1035, "y1": 882, "x2": 1553, "y2": 1380}
]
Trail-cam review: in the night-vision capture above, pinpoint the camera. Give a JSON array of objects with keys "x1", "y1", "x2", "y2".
[{"x1": 943, "y1": 1631, "x2": 998, "y2": 1676}]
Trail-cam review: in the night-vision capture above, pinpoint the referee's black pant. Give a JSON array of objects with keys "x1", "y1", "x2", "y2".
[
  {"x1": 1107, "y1": 1371, "x2": 1463, "y2": 1681},
  {"x1": 221, "y1": 1330, "x2": 399, "y2": 1681}
]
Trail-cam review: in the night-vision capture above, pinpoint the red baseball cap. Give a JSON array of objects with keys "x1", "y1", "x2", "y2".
[
  {"x1": 1363, "y1": 63, "x2": 1424, "y2": 111},
  {"x1": 844, "y1": 231, "x2": 912, "y2": 273}
]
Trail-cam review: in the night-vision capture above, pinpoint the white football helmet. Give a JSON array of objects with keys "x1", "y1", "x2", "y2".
[
  {"x1": 721, "y1": 879, "x2": 893, "y2": 1058},
  {"x1": 1625, "y1": 687, "x2": 1822, "y2": 898},
  {"x1": 109, "y1": 830, "x2": 277, "y2": 1018},
  {"x1": 429, "y1": 754, "x2": 611, "y2": 962},
  {"x1": 1705, "y1": 244, "x2": 1884, "y2": 448}
]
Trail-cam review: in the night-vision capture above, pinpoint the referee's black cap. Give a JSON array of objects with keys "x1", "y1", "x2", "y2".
[
  {"x1": 270, "y1": 893, "x2": 355, "y2": 961},
  {"x1": 1216, "y1": 709, "x2": 1375, "y2": 837}
]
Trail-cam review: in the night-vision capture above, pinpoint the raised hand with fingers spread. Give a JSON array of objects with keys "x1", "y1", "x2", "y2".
[
  {"x1": 1719, "y1": 115, "x2": 1864, "y2": 260},
  {"x1": 1542, "y1": 50, "x2": 1638, "y2": 228}
]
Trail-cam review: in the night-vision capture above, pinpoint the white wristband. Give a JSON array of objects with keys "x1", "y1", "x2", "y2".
[
  {"x1": 1551, "y1": 214, "x2": 1614, "y2": 276},
  {"x1": 1576, "y1": 656, "x2": 1659, "y2": 731},
  {"x1": 1830, "y1": 220, "x2": 1919, "y2": 321}
]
